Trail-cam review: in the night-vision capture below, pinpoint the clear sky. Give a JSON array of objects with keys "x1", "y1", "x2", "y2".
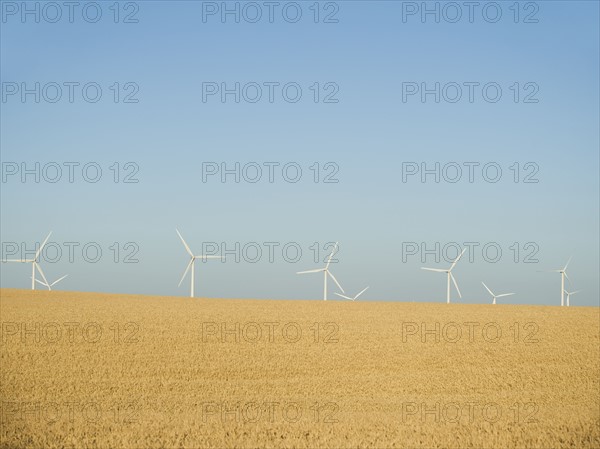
[{"x1": 1, "y1": 1, "x2": 598, "y2": 305}]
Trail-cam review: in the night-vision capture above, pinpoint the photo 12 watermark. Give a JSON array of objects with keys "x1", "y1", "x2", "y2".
[
  {"x1": 1, "y1": 321, "x2": 141, "y2": 344},
  {"x1": 401, "y1": 241, "x2": 540, "y2": 264},
  {"x1": 401, "y1": 321, "x2": 540, "y2": 344},
  {"x1": 400, "y1": 2, "x2": 539, "y2": 24},
  {"x1": 1, "y1": 401, "x2": 140, "y2": 425},
  {"x1": 2, "y1": 240, "x2": 140, "y2": 264},
  {"x1": 181, "y1": 241, "x2": 341, "y2": 264},
  {"x1": 2, "y1": 162, "x2": 140, "y2": 184},
  {"x1": 201, "y1": 82, "x2": 339, "y2": 103},
  {"x1": 201, "y1": 2, "x2": 339, "y2": 24},
  {"x1": 401, "y1": 82, "x2": 539, "y2": 104},
  {"x1": 199, "y1": 401, "x2": 339, "y2": 424},
  {"x1": 202, "y1": 162, "x2": 339, "y2": 184},
  {"x1": 200, "y1": 321, "x2": 340, "y2": 344},
  {"x1": 401, "y1": 162, "x2": 539, "y2": 184},
  {"x1": 400, "y1": 401, "x2": 539, "y2": 424},
  {"x1": 1, "y1": 2, "x2": 140, "y2": 24},
  {"x1": 1, "y1": 82, "x2": 139, "y2": 104}
]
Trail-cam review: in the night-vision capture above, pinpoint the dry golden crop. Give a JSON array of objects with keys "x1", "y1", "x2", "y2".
[{"x1": 1, "y1": 288, "x2": 598, "y2": 448}]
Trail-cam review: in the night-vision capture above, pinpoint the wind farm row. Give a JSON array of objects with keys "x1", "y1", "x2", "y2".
[{"x1": 2, "y1": 230, "x2": 581, "y2": 306}]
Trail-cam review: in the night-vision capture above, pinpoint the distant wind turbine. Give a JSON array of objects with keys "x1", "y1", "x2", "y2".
[
  {"x1": 544, "y1": 257, "x2": 572, "y2": 306},
  {"x1": 297, "y1": 242, "x2": 344, "y2": 301},
  {"x1": 481, "y1": 281, "x2": 515, "y2": 305},
  {"x1": 4, "y1": 232, "x2": 52, "y2": 290},
  {"x1": 32, "y1": 274, "x2": 68, "y2": 291},
  {"x1": 564, "y1": 289, "x2": 580, "y2": 307},
  {"x1": 176, "y1": 229, "x2": 221, "y2": 298},
  {"x1": 421, "y1": 248, "x2": 466, "y2": 304},
  {"x1": 335, "y1": 286, "x2": 369, "y2": 301}
]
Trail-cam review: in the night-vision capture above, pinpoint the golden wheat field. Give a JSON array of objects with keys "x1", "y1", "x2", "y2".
[{"x1": 0, "y1": 288, "x2": 598, "y2": 449}]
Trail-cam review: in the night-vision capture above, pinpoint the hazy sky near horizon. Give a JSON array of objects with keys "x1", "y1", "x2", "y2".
[{"x1": 1, "y1": 1, "x2": 598, "y2": 305}]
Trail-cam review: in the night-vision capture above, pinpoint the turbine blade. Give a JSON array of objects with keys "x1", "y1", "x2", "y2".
[
  {"x1": 34, "y1": 232, "x2": 52, "y2": 261},
  {"x1": 178, "y1": 258, "x2": 194, "y2": 287},
  {"x1": 297, "y1": 268, "x2": 325, "y2": 274},
  {"x1": 51, "y1": 275, "x2": 68, "y2": 286},
  {"x1": 451, "y1": 272, "x2": 461, "y2": 298},
  {"x1": 196, "y1": 255, "x2": 223, "y2": 262},
  {"x1": 564, "y1": 271, "x2": 571, "y2": 282},
  {"x1": 496, "y1": 293, "x2": 515, "y2": 297},
  {"x1": 334, "y1": 293, "x2": 352, "y2": 300},
  {"x1": 35, "y1": 263, "x2": 49, "y2": 287},
  {"x1": 327, "y1": 270, "x2": 344, "y2": 293},
  {"x1": 571, "y1": 290, "x2": 581, "y2": 295},
  {"x1": 32, "y1": 277, "x2": 49, "y2": 287},
  {"x1": 449, "y1": 248, "x2": 466, "y2": 271},
  {"x1": 563, "y1": 256, "x2": 572, "y2": 271},
  {"x1": 176, "y1": 229, "x2": 194, "y2": 257},
  {"x1": 481, "y1": 282, "x2": 494, "y2": 297},
  {"x1": 325, "y1": 242, "x2": 338, "y2": 269},
  {"x1": 421, "y1": 267, "x2": 446, "y2": 272},
  {"x1": 355, "y1": 286, "x2": 369, "y2": 299},
  {"x1": 4, "y1": 259, "x2": 28, "y2": 262}
]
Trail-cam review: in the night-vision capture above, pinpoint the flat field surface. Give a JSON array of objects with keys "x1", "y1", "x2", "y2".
[{"x1": 1, "y1": 288, "x2": 598, "y2": 448}]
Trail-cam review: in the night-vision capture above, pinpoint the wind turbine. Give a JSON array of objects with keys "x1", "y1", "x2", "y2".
[
  {"x1": 564, "y1": 289, "x2": 580, "y2": 307},
  {"x1": 297, "y1": 242, "x2": 344, "y2": 301},
  {"x1": 176, "y1": 229, "x2": 221, "y2": 298},
  {"x1": 3, "y1": 232, "x2": 51, "y2": 290},
  {"x1": 481, "y1": 282, "x2": 515, "y2": 305},
  {"x1": 421, "y1": 248, "x2": 465, "y2": 303},
  {"x1": 32, "y1": 274, "x2": 68, "y2": 291},
  {"x1": 546, "y1": 257, "x2": 572, "y2": 306},
  {"x1": 335, "y1": 286, "x2": 369, "y2": 301}
]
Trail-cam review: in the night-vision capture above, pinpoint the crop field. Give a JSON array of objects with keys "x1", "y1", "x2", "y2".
[{"x1": 0, "y1": 288, "x2": 598, "y2": 448}]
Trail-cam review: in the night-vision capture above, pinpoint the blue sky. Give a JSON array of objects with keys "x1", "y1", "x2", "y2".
[{"x1": 1, "y1": 1, "x2": 598, "y2": 305}]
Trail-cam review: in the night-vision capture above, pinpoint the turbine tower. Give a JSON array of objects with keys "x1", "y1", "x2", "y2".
[
  {"x1": 335, "y1": 286, "x2": 369, "y2": 301},
  {"x1": 548, "y1": 257, "x2": 572, "y2": 306},
  {"x1": 4, "y1": 232, "x2": 52, "y2": 290},
  {"x1": 421, "y1": 248, "x2": 465, "y2": 303},
  {"x1": 564, "y1": 289, "x2": 580, "y2": 307},
  {"x1": 176, "y1": 229, "x2": 221, "y2": 298},
  {"x1": 481, "y1": 281, "x2": 515, "y2": 305},
  {"x1": 297, "y1": 242, "x2": 344, "y2": 301}
]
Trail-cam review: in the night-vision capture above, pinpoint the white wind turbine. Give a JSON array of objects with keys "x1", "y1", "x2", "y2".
[
  {"x1": 176, "y1": 229, "x2": 221, "y2": 298},
  {"x1": 564, "y1": 289, "x2": 580, "y2": 307},
  {"x1": 481, "y1": 281, "x2": 515, "y2": 305},
  {"x1": 335, "y1": 286, "x2": 369, "y2": 301},
  {"x1": 546, "y1": 257, "x2": 572, "y2": 306},
  {"x1": 421, "y1": 248, "x2": 466, "y2": 304},
  {"x1": 297, "y1": 242, "x2": 344, "y2": 301},
  {"x1": 32, "y1": 274, "x2": 68, "y2": 291},
  {"x1": 4, "y1": 232, "x2": 52, "y2": 290}
]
